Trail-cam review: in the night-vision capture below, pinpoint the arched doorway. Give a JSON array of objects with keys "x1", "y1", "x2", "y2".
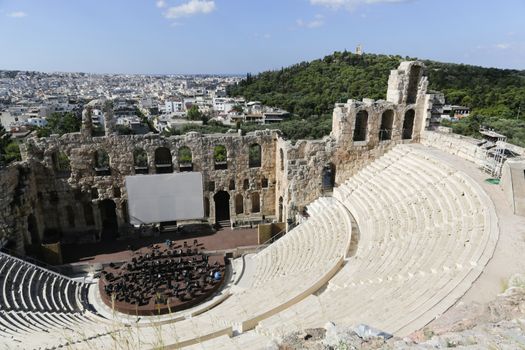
[
  {"x1": 27, "y1": 214, "x2": 40, "y2": 245},
  {"x1": 214, "y1": 191, "x2": 230, "y2": 222},
  {"x1": 99, "y1": 200, "x2": 118, "y2": 241}
]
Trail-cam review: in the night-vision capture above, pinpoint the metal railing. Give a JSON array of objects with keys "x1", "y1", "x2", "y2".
[
  {"x1": 255, "y1": 228, "x2": 286, "y2": 253},
  {"x1": 0, "y1": 248, "x2": 71, "y2": 278}
]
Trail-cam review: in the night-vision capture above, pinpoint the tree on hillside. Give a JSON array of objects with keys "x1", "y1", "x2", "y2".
[
  {"x1": 0, "y1": 123, "x2": 21, "y2": 166},
  {"x1": 36, "y1": 112, "x2": 81, "y2": 137},
  {"x1": 227, "y1": 51, "x2": 525, "y2": 145},
  {"x1": 187, "y1": 105, "x2": 203, "y2": 121}
]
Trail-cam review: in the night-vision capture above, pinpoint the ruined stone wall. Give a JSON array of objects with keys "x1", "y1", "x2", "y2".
[
  {"x1": 276, "y1": 61, "x2": 429, "y2": 222},
  {"x1": 0, "y1": 162, "x2": 40, "y2": 253},
  {"x1": 18, "y1": 129, "x2": 277, "y2": 242},
  {"x1": 420, "y1": 130, "x2": 487, "y2": 166},
  {"x1": 1, "y1": 61, "x2": 431, "y2": 251}
]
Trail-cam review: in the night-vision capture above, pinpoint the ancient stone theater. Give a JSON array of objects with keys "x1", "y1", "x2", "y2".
[{"x1": 1, "y1": 61, "x2": 524, "y2": 349}]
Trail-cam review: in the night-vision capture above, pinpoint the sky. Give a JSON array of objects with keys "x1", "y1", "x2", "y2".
[{"x1": 0, "y1": 0, "x2": 524, "y2": 74}]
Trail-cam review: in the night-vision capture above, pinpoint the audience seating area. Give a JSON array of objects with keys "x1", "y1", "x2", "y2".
[
  {"x1": 0, "y1": 144, "x2": 498, "y2": 349},
  {"x1": 0, "y1": 253, "x2": 113, "y2": 348},
  {"x1": 255, "y1": 145, "x2": 497, "y2": 339}
]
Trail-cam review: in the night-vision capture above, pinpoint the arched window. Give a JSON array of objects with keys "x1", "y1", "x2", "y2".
[
  {"x1": 133, "y1": 148, "x2": 149, "y2": 174},
  {"x1": 53, "y1": 151, "x2": 71, "y2": 178},
  {"x1": 243, "y1": 179, "x2": 249, "y2": 190},
  {"x1": 402, "y1": 109, "x2": 415, "y2": 140},
  {"x1": 406, "y1": 65, "x2": 422, "y2": 104},
  {"x1": 353, "y1": 110, "x2": 368, "y2": 142},
  {"x1": 94, "y1": 149, "x2": 110, "y2": 176},
  {"x1": 214, "y1": 145, "x2": 227, "y2": 170},
  {"x1": 251, "y1": 192, "x2": 260, "y2": 213},
  {"x1": 248, "y1": 144, "x2": 261, "y2": 168},
  {"x1": 155, "y1": 147, "x2": 173, "y2": 173},
  {"x1": 261, "y1": 177, "x2": 269, "y2": 188},
  {"x1": 229, "y1": 179, "x2": 236, "y2": 190},
  {"x1": 280, "y1": 149, "x2": 284, "y2": 171},
  {"x1": 235, "y1": 194, "x2": 243, "y2": 215},
  {"x1": 178, "y1": 146, "x2": 193, "y2": 172},
  {"x1": 379, "y1": 110, "x2": 394, "y2": 141}
]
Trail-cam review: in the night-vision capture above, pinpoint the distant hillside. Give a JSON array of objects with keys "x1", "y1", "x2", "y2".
[{"x1": 227, "y1": 51, "x2": 525, "y2": 146}]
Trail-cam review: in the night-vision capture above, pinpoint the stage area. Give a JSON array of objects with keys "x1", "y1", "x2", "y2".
[
  {"x1": 98, "y1": 240, "x2": 225, "y2": 316},
  {"x1": 62, "y1": 225, "x2": 258, "y2": 264}
]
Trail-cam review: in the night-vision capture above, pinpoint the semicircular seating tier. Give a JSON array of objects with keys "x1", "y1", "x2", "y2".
[
  {"x1": 255, "y1": 144, "x2": 498, "y2": 339},
  {"x1": 0, "y1": 144, "x2": 498, "y2": 349},
  {"x1": 0, "y1": 253, "x2": 112, "y2": 347},
  {"x1": 0, "y1": 196, "x2": 354, "y2": 349}
]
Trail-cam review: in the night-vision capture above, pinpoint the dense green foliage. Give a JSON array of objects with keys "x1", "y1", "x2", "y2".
[
  {"x1": 0, "y1": 123, "x2": 21, "y2": 166},
  {"x1": 227, "y1": 51, "x2": 525, "y2": 145},
  {"x1": 214, "y1": 145, "x2": 227, "y2": 162},
  {"x1": 36, "y1": 112, "x2": 81, "y2": 137},
  {"x1": 187, "y1": 105, "x2": 203, "y2": 121},
  {"x1": 178, "y1": 146, "x2": 193, "y2": 163}
]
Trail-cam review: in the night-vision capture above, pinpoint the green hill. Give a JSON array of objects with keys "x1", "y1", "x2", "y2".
[{"x1": 227, "y1": 51, "x2": 525, "y2": 146}]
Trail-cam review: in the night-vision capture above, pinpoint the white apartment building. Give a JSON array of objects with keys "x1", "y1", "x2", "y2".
[{"x1": 165, "y1": 100, "x2": 184, "y2": 113}]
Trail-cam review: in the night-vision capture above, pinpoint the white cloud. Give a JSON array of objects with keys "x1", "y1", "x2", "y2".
[
  {"x1": 296, "y1": 14, "x2": 325, "y2": 28},
  {"x1": 7, "y1": 11, "x2": 27, "y2": 18},
  {"x1": 164, "y1": 0, "x2": 216, "y2": 19},
  {"x1": 495, "y1": 43, "x2": 510, "y2": 50},
  {"x1": 310, "y1": 0, "x2": 411, "y2": 10},
  {"x1": 156, "y1": 0, "x2": 167, "y2": 8}
]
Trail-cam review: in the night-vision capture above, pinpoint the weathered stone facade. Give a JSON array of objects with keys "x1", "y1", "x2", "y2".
[{"x1": 0, "y1": 61, "x2": 431, "y2": 253}]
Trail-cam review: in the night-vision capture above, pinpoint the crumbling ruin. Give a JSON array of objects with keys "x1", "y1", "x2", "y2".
[{"x1": 0, "y1": 61, "x2": 522, "y2": 255}]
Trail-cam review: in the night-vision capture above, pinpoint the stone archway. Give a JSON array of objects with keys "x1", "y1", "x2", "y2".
[
  {"x1": 99, "y1": 199, "x2": 118, "y2": 241},
  {"x1": 214, "y1": 191, "x2": 230, "y2": 222}
]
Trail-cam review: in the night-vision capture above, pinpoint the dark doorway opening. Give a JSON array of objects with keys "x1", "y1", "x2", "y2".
[
  {"x1": 379, "y1": 110, "x2": 394, "y2": 141},
  {"x1": 155, "y1": 147, "x2": 173, "y2": 174},
  {"x1": 402, "y1": 109, "x2": 415, "y2": 140},
  {"x1": 28, "y1": 214, "x2": 40, "y2": 245},
  {"x1": 322, "y1": 163, "x2": 336, "y2": 190},
  {"x1": 278, "y1": 197, "x2": 283, "y2": 223},
  {"x1": 214, "y1": 191, "x2": 230, "y2": 222},
  {"x1": 99, "y1": 200, "x2": 119, "y2": 241},
  {"x1": 353, "y1": 111, "x2": 369, "y2": 142},
  {"x1": 406, "y1": 65, "x2": 422, "y2": 104}
]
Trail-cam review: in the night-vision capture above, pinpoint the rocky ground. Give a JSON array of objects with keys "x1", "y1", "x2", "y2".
[{"x1": 276, "y1": 274, "x2": 525, "y2": 349}]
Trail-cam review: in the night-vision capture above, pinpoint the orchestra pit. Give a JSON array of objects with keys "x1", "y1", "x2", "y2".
[{"x1": 99, "y1": 240, "x2": 225, "y2": 315}]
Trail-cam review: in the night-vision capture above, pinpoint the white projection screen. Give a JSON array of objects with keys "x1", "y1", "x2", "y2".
[{"x1": 125, "y1": 172, "x2": 204, "y2": 225}]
